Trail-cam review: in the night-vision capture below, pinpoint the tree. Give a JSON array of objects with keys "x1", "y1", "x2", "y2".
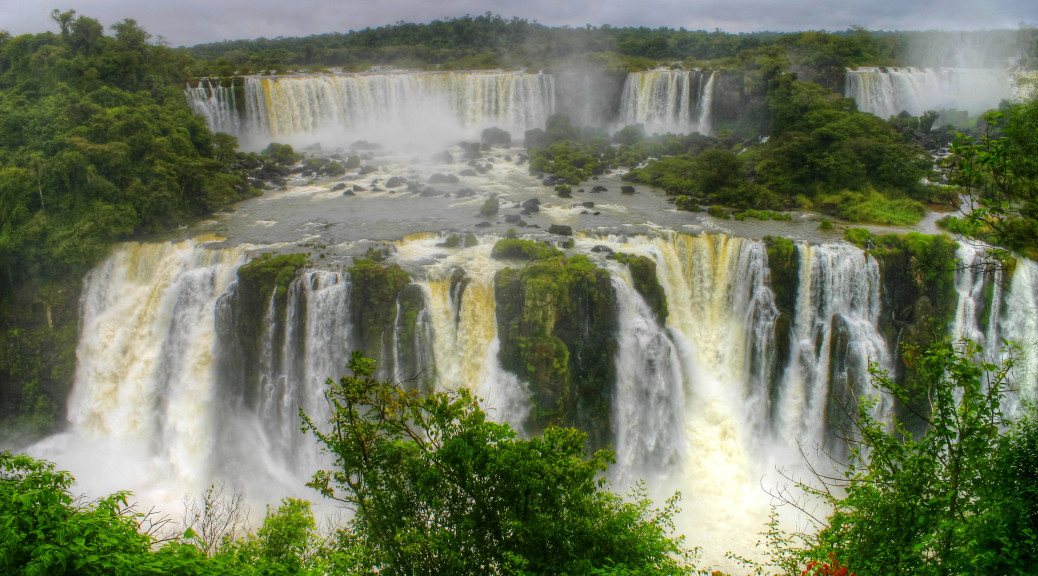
[
  {"x1": 302, "y1": 351, "x2": 695, "y2": 576},
  {"x1": 950, "y1": 103, "x2": 1038, "y2": 259},
  {"x1": 794, "y1": 339, "x2": 1038, "y2": 576}
]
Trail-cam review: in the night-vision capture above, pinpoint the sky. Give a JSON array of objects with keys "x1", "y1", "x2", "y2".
[{"x1": 0, "y1": 0, "x2": 1035, "y2": 47}]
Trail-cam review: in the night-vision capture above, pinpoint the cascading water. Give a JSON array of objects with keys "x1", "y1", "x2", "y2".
[
  {"x1": 187, "y1": 72, "x2": 555, "y2": 149},
  {"x1": 33, "y1": 237, "x2": 246, "y2": 503},
  {"x1": 31, "y1": 218, "x2": 1038, "y2": 570},
  {"x1": 619, "y1": 69, "x2": 717, "y2": 135},
  {"x1": 844, "y1": 66, "x2": 1011, "y2": 118},
  {"x1": 186, "y1": 79, "x2": 241, "y2": 136},
  {"x1": 777, "y1": 243, "x2": 889, "y2": 446}
]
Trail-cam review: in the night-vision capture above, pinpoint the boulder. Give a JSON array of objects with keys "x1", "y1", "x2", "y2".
[
  {"x1": 429, "y1": 173, "x2": 459, "y2": 184},
  {"x1": 385, "y1": 176, "x2": 407, "y2": 188},
  {"x1": 330, "y1": 183, "x2": 347, "y2": 192},
  {"x1": 548, "y1": 224, "x2": 573, "y2": 236},
  {"x1": 620, "y1": 185, "x2": 636, "y2": 195}
]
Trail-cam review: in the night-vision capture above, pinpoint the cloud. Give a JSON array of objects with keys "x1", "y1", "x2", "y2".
[{"x1": 0, "y1": 0, "x2": 1034, "y2": 46}]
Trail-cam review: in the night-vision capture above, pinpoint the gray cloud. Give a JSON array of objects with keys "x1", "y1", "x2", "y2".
[{"x1": 1, "y1": 0, "x2": 1034, "y2": 46}]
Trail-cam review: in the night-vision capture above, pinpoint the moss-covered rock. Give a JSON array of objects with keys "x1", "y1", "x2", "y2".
[
  {"x1": 494, "y1": 255, "x2": 618, "y2": 449},
  {"x1": 867, "y1": 231, "x2": 959, "y2": 431},
  {"x1": 395, "y1": 283, "x2": 433, "y2": 392},
  {"x1": 490, "y1": 239, "x2": 564, "y2": 261},
  {"x1": 230, "y1": 253, "x2": 310, "y2": 409},
  {"x1": 763, "y1": 236, "x2": 799, "y2": 410},
  {"x1": 348, "y1": 258, "x2": 412, "y2": 373},
  {"x1": 612, "y1": 253, "x2": 668, "y2": 323}
]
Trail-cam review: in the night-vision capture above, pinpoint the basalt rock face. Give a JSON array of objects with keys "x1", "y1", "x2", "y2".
[
  {"x1": 222, "y1": 253, "x2": 310, "y2": 410},
  {"x1": 869, "y1": 233, "x2": 958, "y2": 434},
  {"x1": 347, "y1": 258, "x2": 413, "y2": 376},
  {"x1": 613, "y1": 253, "x2": 668, "y2": 324},
  {"x1": 763, "y1": 236, "x2": 799, "y2": 417},
  {"x1": 494, "y1": 254, "x2": 618, "y2": 449}
]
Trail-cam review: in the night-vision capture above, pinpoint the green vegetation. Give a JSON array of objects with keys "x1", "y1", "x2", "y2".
[
  {"x1": 302, "y1": 352, "x2": 694, "y2": 576},
  {"x1": 347, "y1": 258, "x2": 411, "y2": 365},
  {"x1": 619, "y1": 77, "x2": 933, "y2": 224},
  {"x1": 490, "y1": 238, "x2": 564, "y2": 260},
  {"x1": 950, "y1": 102, "x2": 1038, "y2": 260},
  {"x1": 494, "y1": 254, "x2": 617, "y2": 446},
  {"x1": 787, "y1": 340, "x2": 1038, "y2": 576},
  {"x1": 0, "y1": 13, "x2": 259, "y2": 441}
]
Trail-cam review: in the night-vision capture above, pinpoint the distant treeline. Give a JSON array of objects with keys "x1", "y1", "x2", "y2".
[{"x1": 184, "y1": 13, "x2": 1030, "y2": 75}]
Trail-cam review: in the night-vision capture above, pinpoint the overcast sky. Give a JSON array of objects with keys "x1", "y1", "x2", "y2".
[{"x1": 1, "y1": 0, "x2": 1035, "y2": 47}]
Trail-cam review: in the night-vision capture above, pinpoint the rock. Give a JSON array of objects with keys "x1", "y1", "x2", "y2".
[
  {"x1": 431, "y1": 150, "x2": 454, "y2": 164},
  {"x1": 521, "y1": 198, "x2": 541, "y2": 212},
  {"x1": 429, "y1": 173, "x2": 459, "y2": 184},
  {"x1": 352, "y1": 185, "x2": 367, "y2": 192},
  {"x1": 556, "y1": 186, "x2": 573, "y2": 199},
  {"x1": 582, "y1": 201, "x2": 594, "y2": 208},
  {"x1": 542, "y1": 177, "x2": 558, "y2": 186},
  {"x1": 620, "y1": 185, "x2": 636, "y2": 195},
  {"x1": 548, "y1": 224, "x2": 573, "y2": 236},
  {"x1": 330, "y1": 183, "x2": 347, "y2": 191},
  {"x1": 590, "y1": 245, "x2": 614, "y2": 254},
  {"x1": 385, "y1": 176, "x2": 407, "y2": 188},
  {"x1": 591, "y1": 185, "x2": 608, "y2": 193},
  {"x1": 420, "y1": 188, "x2": 444, "y2": 197},
  {"x1": 342, "y1": 189, "x2": 355, "y2": 196},
  {"x1": 453, "y1": 188, "x2": 476, "y2": 198},
  {"x1": 481, "y1": 126, "x2": 512, "y2": 147},
  {"x1": 505, "y1": 214, "x2": 523, "y2": 224},
  {"x1": 475, "y1": 221, "x2": 493, "y2": 228},
  {"x1": 577, "y1": 188, "x2": 585, "y2": 193}
]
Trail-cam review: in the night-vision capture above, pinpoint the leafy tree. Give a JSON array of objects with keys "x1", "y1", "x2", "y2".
[
  {"x1": 950, "y1": 102, "x2": 1038, "y2": 259},
  {"x1": 302, "y1": 352, "x2": 695, "y2": 576},
  {"x1": 795, "y1": 339, "x2": 1038, "y2": 576}
]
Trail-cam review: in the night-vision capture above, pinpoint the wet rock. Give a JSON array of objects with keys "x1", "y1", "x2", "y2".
[
  {"x1": 429, "y1": 173, "x2": 459, "y2": 184},
  {"x1": 505, "y1": 214, "x2": 523, "y2": 224},
  {"x1": 521, "y1": 198, "x2": 541, "y2": 212},
  {"x1": 454, "y1": 188, "x2": 476, "y2": 198},
  {"x1": 548, "y1": 224, "x2": 573, "y2": 236},
  {"x1": 582, "y1": 201, "x2": 594, "y2": 208},
  {"x1": 620, "y1": 185, "x2": 636, "y2": 195},
  {"x1": 475, "y1": 221, "x2": 493, "y2": 228},
  {"x1": 330, "y1": 183, "x2": 347, "y2": 192},
  {"x1": 591, "y1": 185, "x2": 608, "y2": 193},
  {"x1": 352, "y1": 185, "x2": 366, "y2": 192},
  {"x1": 385, "y1": 176, "x2": 407, "y2": 188}
]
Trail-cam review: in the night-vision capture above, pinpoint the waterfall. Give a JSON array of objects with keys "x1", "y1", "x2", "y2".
[
  {"x1": 619, "y1": 70, "x2": 717, "y2": 135},
  {"x1": 997, "y1": 257, "x2": 1038, "y2": 414},
  {"x1": 37, "y1": 227, "x2": 1038, "y2": 570},
  {"x1": 845, "y1": 67, "x2": 1011, "y2": 118},
  {"x1": 407, "y1": 237, "x2": 531, "y2": 431},
  {"x1": 776, "y1": 243, "x2": 889, "y2": 446},
  {"x1": 187, "y1": 71, "x2": 554, "y2": 148},
  {"x1": 186, "y1": 79, "x2": 241, "y2": 135},
  {"x1": 55, "y1": 237, "x2": 246, "y2": 498}
]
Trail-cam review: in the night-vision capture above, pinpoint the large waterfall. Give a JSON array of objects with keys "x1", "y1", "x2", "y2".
[
  {"x1": 619, "y1": 69, "x2": 717, "y2": 135},
  {"x1": 186, "y1": 72, "x2": 555, "y2": 148},
  {"x1": 844, "y1": 66, "x2": 1011, "y2": 118},
  {"x1": 53, "y1": 228, "x2": 1038, "y2": 567}
]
